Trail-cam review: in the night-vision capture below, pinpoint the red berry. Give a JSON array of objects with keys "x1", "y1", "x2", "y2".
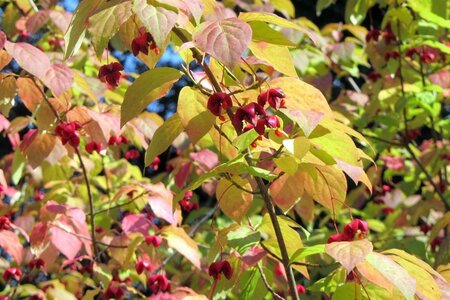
[
  {"x1": 104, "y1": 281, "x2": 125, "y2": 300},
  {"x1": 125, "y1": 149, "x2": 141, "y2": 160},
  {"x1": 145, "y1": 235, "x2": 162, "y2": 247},
  {"x1": 0, "y1": 216, "x2": 12, "y2": 230},
  {"x1": 29, "y1": 258, "x2": 46, "y2": 270},
  {"x1": 135, "y1": 259, "x2": 152, "y2": 274},
  {"x1": 207, "y1": 93, "x2": 232, "y2": 117},
  {"x1": 55, "y1": 121, "x2": 82, "y2": 148},
  {"x1": 384, "y1": 51, "x2": 400, "y2": 61},
  {"x1": 98, "y1": 62, "x2": 124, "y2": 88},
  {"x1": 147, "y1": 274, "x2": 170, "y2": 294},
  {"x1": 150, "y1": 156, "x2": 160, "y2": 170},
  {"x1": 366, "y1": 28, "x2": 380, "y2": 42},
  {"x1": 296, "y1": 284, "x2": 306, "y2": 294},
  {"x1": 85, "y1": 141, "x2": 103, "y2": 154},
  {"x1": 3, "y1": 267, "x2": 22, "y2": 282},
  {"x1": 208, "y1": 260, "x2": 233, "y2": 280},
  {"x1": 257, "y1": 88, "x2": 285, "y2": 110}
]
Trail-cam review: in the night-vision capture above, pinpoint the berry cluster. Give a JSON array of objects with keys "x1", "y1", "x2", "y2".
[
  {"x1": 366, "y1": 23, "x2": 396, "y2": 44},
  {"x1": 208, "y1": 260, "x2": 233, "y2": 280},
  {"x1": 406, "y1": 46, "x2": 445, "y2": 64},
  {"x1": 131, "y1": 29, "x2": 160, "y2": 57},
  {"x1": 327, "y1": 219, "x2": 369, "y2": 243},
  {"x1": 178, "y1": 190, "x2": 199, "y2": 213},
  {"x1": 54, "y1": 121, "x2": 82, "y2": 148}
]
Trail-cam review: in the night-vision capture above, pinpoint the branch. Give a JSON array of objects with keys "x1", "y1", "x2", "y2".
[
  {"x1": 52, "y1": 225, "x2": 127, "y2": 249},
  {"x1": 91, "y1": 191, "x2": 149, "y2": 216},
  {"x1": 75, "y1": 147, "x2": 99, "y2": 259},
  {"x1": 257, "y1": 263, "x2": 286, "y2": 300}
]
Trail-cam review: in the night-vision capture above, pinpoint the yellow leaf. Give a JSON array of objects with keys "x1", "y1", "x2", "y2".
[
  {"x1": 162, "y1": 226, "x2": 201, "y2": 269},
  {"x1": 216, "y1": 176, "x2": 253, "y2": 223},
  {"x1": 249, "y1": 41, "x2": 297, "y2": 77},
  {"x1": 325, "y1": 239, "x2": 373, "y2": 272}
]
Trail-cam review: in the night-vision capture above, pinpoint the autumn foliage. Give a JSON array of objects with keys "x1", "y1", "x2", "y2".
[{"x1": 0, "y1": 0, "x2": 449, "y2": 299}]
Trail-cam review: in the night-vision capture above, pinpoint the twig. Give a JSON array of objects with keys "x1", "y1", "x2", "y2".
[
  {"x1": 91, "y1": 191, "x2": 149, "y2": 216},
  {"x1": 365, "y1": 134, "x2": 403, "y2": 146},
  {"x1": 257, "y1": 263, "x2": 286, "y2": 300},
  {"x1": 75, "y1": 147, "x2": 99, "y2": 259},
  {"x1": 52, "y1": 225, "x2": 127, "y2": 249}
]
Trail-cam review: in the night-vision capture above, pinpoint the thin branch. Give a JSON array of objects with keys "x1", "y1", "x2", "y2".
[
  {"x1": 52, "y1": 225, "x2": 127, "y2": 249},
  {"x1": 31, "y1": 78, "x2": 61, "y2": 122},
  {"x1": 91, "y1": 191, "x2": 149, "y2": 216},
  {"x1": 257, "y1": 263, "x2": 286, "y2": 300},
  {"x1": 75, "y1": 147, "x2": 99, "y2": 259},
  {"x1": 365, "y1": 134, "x2": 403, "y2": 146},
  {"x1": 225, "y1": 175, "x2": 259, "y2": 195}
]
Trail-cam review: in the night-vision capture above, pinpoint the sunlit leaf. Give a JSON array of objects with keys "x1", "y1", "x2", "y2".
[
  {"x1": 325, "y1": 239, "x2": 373, "y2": 272},
  {"x1": 161, "y1": 226, "x2": 201, "y2": 269}
]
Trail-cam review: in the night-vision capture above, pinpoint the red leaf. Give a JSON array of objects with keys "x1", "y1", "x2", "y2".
[
  {"x1": 0, "y1": 230, "x2": 23, "y2": 264},
  {"x1": 190, "y1": 149, "x2": 219, "y2": 171},
  {"x1": 121, "y1": 214, "x2": 152, "y2": 235}
]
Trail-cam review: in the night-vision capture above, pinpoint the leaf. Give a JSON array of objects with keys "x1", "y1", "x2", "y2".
[
  {"x1": 364, "y1": 252, "x2": 416, "y2": 300},
  {"x1": 281, "y1": 109, "x2": 324, "y2": 137},
  {"x1": 49, "y1": 223, "x2": 82, "y2": 260},
  {"x1": 133, "y1": 0, "x2": 178, "y2": 48},
  {"x1": 271, "y1": 0, "x2": 295, "y2": 17},
  {"x1": 233, "y1": 129, "x2": 259, "y2": 152},
  {"x1": 0, "y1": 50, "x2": 12, "y2": 70},
  {"x1": 64, "y1": 0, "x2": 102, "y2": 59},
  {"x1": 239, "y1": 12, "x2": 318, "y2": 45},
  {"x1": 22, "y1": 133, "x2": 57, "y2": 169},
  {"x1": 88, "y1": 0, "x2": 133, "y2": 58},
  {"x1": 269, "y1": 172, "x2": 304, "y2": 212},
  {"x1": 290, "y1": 244, "x2": 326, "y2": 264},
  {"x1": 146, "y1": 182, "x2": 180, "y2": 226},
  {"x1": 408, "y1": 0, "x2": 450, "y2": 29},
  {"x1": 325, "y1": 239, "x2": 373, "y2": 272},
  {"x1": 0, "y1": 230, "x2": 23, "y2": 264},
  {"x1": 270, "y1": 77, "x2": 333, "y2": 118},
  {"x1": 249, "y1": 21, "x2": 296, "y2": 46},
  {"x1": 0, "y1": 31, "x2": 6, "y2": 49},
  {"x1": 17, "y1": 77, "x2": 43, "y2": 112},
  {"x1": 121, "y1": 67, "x2": 182, "y2": 126},
  {"x1": 177, "y1": 86, "x2": 215, "y2": 144},
  {"x1": 161, "y1": 226, "x2": 201, "y2": 269},
  {"x1": 429, "y1": 212, "x2": 450, "y2": 242},
  {"x1": 259, "y1": 214, "x2": 309, "y2": 278},
  {"x1": 121, "y1": 214, "x2": 152, "y2": 235},
  {"x1": 216, "y1": 176, "x2": 253, "y2": 223},
  {"x1": 357, "y1": 260, "x2": 394, "y2": 292},
  {"x1": 144, "y1": 113, "x2": 184, "y2": 165},
  {"x1": 193, "y1": 17, "x2": 252, "y2": 68},
  {"x1": 302, "y1": 164, "x2": 347, "y2": 211},
  {"x1": 249, "y1": 41, "x2": 297, "y2": 77},
  {"x1": 4, "y1": 42, "x2": 73, "y2": 96},
  {"x1": 283, "y1": 136, "x2": 310, "y2": 160}
]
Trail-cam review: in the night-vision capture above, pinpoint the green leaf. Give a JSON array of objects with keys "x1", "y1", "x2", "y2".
[
  {"x1": 271, "y1": 0, "x2": 295, "y2": 17},
  {"x1": 239, "y1": 268, "x2": 269, "y2": 300},
  {"x1": 239, "y1": 12, "x2": 318, "y2": 45},
  {"x1": 290, "y1": 244, "x2": 326, "y2": 265},
  {"x1": 249, "y1": 21, "x2": 296, "y2": 46},
  {"x1": 227, "y1": 226, "x2": 261, "y2": 254},
  {"x1": 283, "y1": 136, "x2": 310, "y2": 161},
  {"x1": 233, "y1": 129, "x2": 259, "y2": 152},
  {"x1": 121, "y1": 67, "x2": 182, "y2": 127},
  {"x1": 132, "y1": 0, "x2": 178, "y2": 48},
  {"x1": 408, "y1": 0, "x2": 450, "y2": 29},
  {"x1": 64, "y1": 0, "x2": 102, "y2": 59},
  {"x1": 144, "y1": 113, "x2": 183, "y2": 165},
  {"x1": 88, "y1": 0, "x2": 133, "y2": 59},
  {"x1": 249, "y1": 41, "x2": 297, "y2": 77},
  {"x1": 11, "y1": 149, "x2": 25, "y2": 185},
  {"x1": 177, "y1": 86, "x2": 215, "y2": 144},
  {"x1": 325, "y1": 239, "x2": 373, "y2": 272},
  {"x1": 345, "y1": 0, "x2": 371, "y2": 25}
]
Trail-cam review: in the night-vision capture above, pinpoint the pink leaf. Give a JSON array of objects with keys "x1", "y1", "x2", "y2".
[
  {"x1": 49, "y1": 222, "x2": 82, "y2": 260},
  {"x1": 25, "y1": 10, "x2": 50, "y2": 34},
  {"x1": 146, "y1": 183, "x2": 179, "y2": 225},
  {"x1": 325, "y1": 239, "x2": 373, "y2": 273},
  {"x1": 4, "y1": 42, "x2": 73, "y2": 96},
  {"x1": 49, "y1": 10, "x2": 72, "y2": 33},
  {"x1": 193, "y1": 18, "x2": 252, "y2": 68},
  {"x1": 122, "y1": 214, "x2": 152, "y2": 235},
  {"x1": 336, "y1": 159, "x2": 363, "y2": 185},
  {"x1": 4, "y1": 41, "x2": 51, "y2": 78},
  {"x1": 0, "y1": 230, "x2": 23, "y2": 264},
  {"x1": 42, "y1": 63, "x2": 73, "y2": 96},
  {"x1": 190, "y1": 149, "x2": 219, "y2": 171}
]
